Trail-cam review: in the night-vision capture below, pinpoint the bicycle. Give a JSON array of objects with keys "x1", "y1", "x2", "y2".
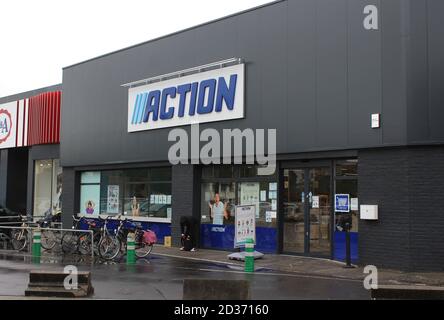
[
  {"x1": 6, "y1": 215, "x2": 30, "y2": 252},
  {"x1": 38, "y1": 209, "x2": 62, "y2": 250},
  {"x1": 77, "y1": 218, "x2": 103, "y2": 255},
  {"x1": 61, "y1": 215, "x2": 102, "y2": 255},
  {"x1": 97, "y1": 215, "x2": 123, "y2": 260},
  {"x1": 98, "y1": 217, "x2": 154, "y2": 261}
]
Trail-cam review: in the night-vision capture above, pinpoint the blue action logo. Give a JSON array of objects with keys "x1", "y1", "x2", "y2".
[{"x1": 131, "y1": 74, "x2": 238, "y2": 124}]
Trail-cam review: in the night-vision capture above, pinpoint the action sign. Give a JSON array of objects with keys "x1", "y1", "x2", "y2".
[
  {"x1": 234, "y1": 205, "x2": 256, "y2": 248},
  {"x1": 335, "y1": 194, "x2": 350, "y2": 212},
  {"x1": 128, "y1": 63, "x2": 244, "y2": 132}
]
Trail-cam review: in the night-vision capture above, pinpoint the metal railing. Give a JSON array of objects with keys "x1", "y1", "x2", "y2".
[{"x1": 0, "y1": 225, "x2": 94, "y2": 260}]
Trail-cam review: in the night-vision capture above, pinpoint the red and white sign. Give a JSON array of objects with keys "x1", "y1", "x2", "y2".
[
  {"x1": 0, "y1": 101, "x2": 20, "y2": 149},
  {"x1": 0, "y1": 91, "x2": 61, "y2": 150}
]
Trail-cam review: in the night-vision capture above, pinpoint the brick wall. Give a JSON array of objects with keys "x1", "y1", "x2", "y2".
[
  {"x1": 408, "y1": 147, "x2": 444, "y2": 271},
  {"x1": 171, "y1": 165, "x2": 200, "y2": 247},
  {"x1": 359, "y1": 146, "x2": 444, "y2": 271}
]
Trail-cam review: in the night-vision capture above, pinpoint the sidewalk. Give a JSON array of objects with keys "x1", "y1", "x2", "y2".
[
  {"x1": 151, "y1": 245, "x2": 444, "y2": 286},
  {"x1": 2, "y1": 246, "x2": 444, "y2": 287}
]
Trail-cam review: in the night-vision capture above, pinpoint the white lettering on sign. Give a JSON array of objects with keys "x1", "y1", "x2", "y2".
[
  {"x1": 363, "y1": 5, "x2": 378, "y2": 30},
  {"x1": 127, "y1": 64, "x2": 244, "y2": 132}
]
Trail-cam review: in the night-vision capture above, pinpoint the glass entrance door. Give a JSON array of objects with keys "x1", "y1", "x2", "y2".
[{"x1": 282, "y1": 168, "x2": 332, "y2": 256}]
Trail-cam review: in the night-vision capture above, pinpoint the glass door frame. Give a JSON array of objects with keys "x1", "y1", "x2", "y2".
[{"x1": 278, "y1": 160, "x2": 335, "y2": 259}]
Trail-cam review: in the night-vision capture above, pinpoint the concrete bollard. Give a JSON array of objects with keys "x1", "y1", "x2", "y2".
[
  {"x1": 126, "y1": 232, "x2": 136, "y2": 265},
  {"x1": 32, "y1": 229, "x2": 41, "y2": 263},
  {"x1": 244, "y1": 238, "x2": 254, "y2": 273}
]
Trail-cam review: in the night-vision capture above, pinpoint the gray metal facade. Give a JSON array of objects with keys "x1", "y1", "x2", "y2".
[{"x1": 60, "y1": 0, "x2": 444, "y2": 167}]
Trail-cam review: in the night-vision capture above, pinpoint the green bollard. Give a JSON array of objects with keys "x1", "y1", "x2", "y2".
[
  {"x1": 126, "y1": 232, "x2": 136, "y2": 265},
  {"x1": 32, "y1": 229, "x2": 41, "y2": 264},
  {"x1": 244, "y1": 238, "x2": 254, "y2": 273}
]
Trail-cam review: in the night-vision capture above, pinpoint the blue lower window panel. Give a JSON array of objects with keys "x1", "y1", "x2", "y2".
[
  {"x1": 200, "y1": 224, "x2": 277, "y2": 253},
  {"x1": 333, "y1": 231, "x2": 359, "y2": 263},
  {"x1": 78, "y1": 218, "x2": 171, "y2": 245}
]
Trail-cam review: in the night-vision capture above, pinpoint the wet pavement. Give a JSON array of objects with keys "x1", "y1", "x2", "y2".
[
  {"x1": 150, "y1": 246, "x2": 444, "y2": 287},
  {"x1": 0, "y1": 250, "x2": 370, "y2": 300}
]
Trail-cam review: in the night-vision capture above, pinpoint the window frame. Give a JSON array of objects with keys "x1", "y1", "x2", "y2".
[
  {"x1": 200, "y1": 165, "x2": 278, "y2": 227},
  {"x1": 78, "y1": 167, "x2": 172, "y2": 223}
]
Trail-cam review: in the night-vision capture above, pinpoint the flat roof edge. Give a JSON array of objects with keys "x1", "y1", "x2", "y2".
[
  {"x1": 0, "y1": 83, "x2": 62, "y2": 103},
  {"x1": 62, "y1": 0, "x2": 284, "y2": 70}
]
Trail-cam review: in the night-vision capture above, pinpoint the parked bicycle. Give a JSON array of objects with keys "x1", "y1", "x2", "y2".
[
  {"x1": 98, "y1": 216, "x2": 156, "y2": 260},
  {"x1": 61, "y1": 215, "x2": 102, "y2": 255},
  {"x1": 0, "y1": 215, "x2": 30, "y2": 251},
  {"x1": 38, "y1": 209, "x2": 62, "y2": 250}
]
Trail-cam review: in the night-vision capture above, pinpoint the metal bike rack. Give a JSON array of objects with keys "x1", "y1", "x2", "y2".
[{"x1": 0, "y1": 225, "x2": 94, "y2": 260}]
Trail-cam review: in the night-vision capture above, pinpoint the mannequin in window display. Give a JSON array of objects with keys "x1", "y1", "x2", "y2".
[
  {"x1": 131, "y1": 196, "x2": 140, "y2": 217},
  {"x1": 208, "y1": 192, "x2": 226, "y2": 225}
]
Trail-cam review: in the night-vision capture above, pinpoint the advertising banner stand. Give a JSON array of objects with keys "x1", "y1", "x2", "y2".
[{"x1": 227, "y1": 205, "x2": 264, "y2": 262}]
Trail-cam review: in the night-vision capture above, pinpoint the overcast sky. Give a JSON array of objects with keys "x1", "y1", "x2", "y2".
[{"x1": 0, "y1": 0, "x2": 272, "y2": 97}]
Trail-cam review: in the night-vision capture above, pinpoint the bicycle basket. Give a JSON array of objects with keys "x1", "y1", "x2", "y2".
[{"x1": 142, "y1": 230, "x2": 157, "y2": 245}]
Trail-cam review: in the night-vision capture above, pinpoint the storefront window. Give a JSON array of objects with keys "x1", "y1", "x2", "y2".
[
  {"x1": 100, "y1": 170, "x2": 124, "y2": 215},
  {"x1": 33, "y1": 159, "x2": 63, "y2": 219},
  {"x1": 201, "y1": 182, "x2": 217, "y2": 224},
  {"x1": 52, "y1": 159, "x2": 63, "y2": 213},
  {"x1": 80, "y1": 171, "x2": 101, "y2": 216},
  {"x1": 200, "y1": 165, "x2": 277, "y2": 227},
  {"x1": 239, "y1": 181, "x2": 278, "y2": 227},
  {"x1": 79, "y1": 167, "x2": 171, "y2": 220},
  {"x1": 336, "y1": 159, "x2": 358, "y2": 177},
  {"x1": 335, "y1": 159, "x2": 358, "y2": 232},
  {"x1": 150, "y1": 167, "x2": 172, "y2": 181},
  {"x1": 201, "y1": 182, "x2": 236, "y2": 225},
  {"x1": 147, "y1": 182, "x2": 172, "y2": 219}
]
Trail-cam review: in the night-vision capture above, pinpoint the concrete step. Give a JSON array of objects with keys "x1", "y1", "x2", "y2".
[
  {"x1": 29, "y1": 270, "x2": 91, "y2": 284},
  {"x1": 25, "y1": 286, "x2": 93, "y2": 298},
  {"x1": 26, "y1": 270, "x2": 94, "y2": 298}
]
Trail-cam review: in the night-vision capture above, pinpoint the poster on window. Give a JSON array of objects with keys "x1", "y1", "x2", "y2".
[
  {"x1": 106, "y1": 185, "x2": 120, "y2": 214},
  {"x1": 80, "y1": 185, "x2": 100, "y2": 217},
  {"x1": 234, "y1": 205, "x2": 256, "y2": 248},
  {"x1": 240, "y1": 182, "x2": 260, "y2": 218}
]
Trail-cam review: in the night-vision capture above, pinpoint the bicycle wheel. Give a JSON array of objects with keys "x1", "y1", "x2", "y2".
[
  {"x1": 78, "y1": 233, "x2": 92, "y2": 255},
  {"x1": 61, "y1": 232, "x2": 79, "y2": 254},
  {"x1": 41, "y1": 230, "x2": 57, "y2": 250},
  {"x1": 98, "y1": 235, "x2": 121, "y2": 260},
  {"x1": 135, "y1": 242, "x2": 153, "y2": 258},
  {"x1": 11, "y1": 229, "x2": 28, "y2": 251}
]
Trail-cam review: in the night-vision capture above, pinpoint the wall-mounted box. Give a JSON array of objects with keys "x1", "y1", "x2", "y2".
[
  {"x1": 360, "y1": 205, "x2": 378, "y2": 220},
  {"x1": 371, "y1": 113, "x2": 380, "y2": 128}
]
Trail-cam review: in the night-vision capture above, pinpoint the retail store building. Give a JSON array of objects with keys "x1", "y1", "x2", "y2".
[
  {"x1": 0, "y1": 86, "x2": 62, "y2": 220},
  {"x1": 2, "y1": 0, "x2": 444, "y2": 271}
]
